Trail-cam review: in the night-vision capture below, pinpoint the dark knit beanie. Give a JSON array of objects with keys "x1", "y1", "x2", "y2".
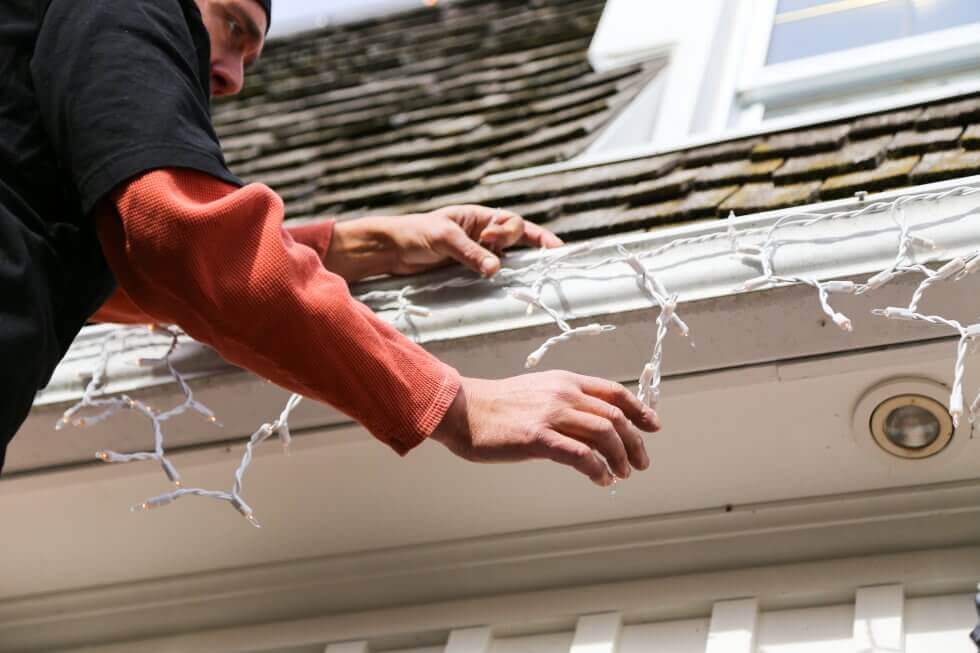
[{"x1": 256, "y1": 0, "x2": 272, "y2": 33}]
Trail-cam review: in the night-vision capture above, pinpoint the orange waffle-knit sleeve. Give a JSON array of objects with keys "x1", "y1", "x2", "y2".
[
  {"x1": 92, "y1": 219, "x2": 337, "y2": 324},
  {"x1": 94, "y1": 169, "x2": 459, "y2": 455}
]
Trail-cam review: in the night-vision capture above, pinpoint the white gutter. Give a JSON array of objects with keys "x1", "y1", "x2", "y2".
[{"x1": 15, "y1": 174, "x2": 980, "y2": 473}]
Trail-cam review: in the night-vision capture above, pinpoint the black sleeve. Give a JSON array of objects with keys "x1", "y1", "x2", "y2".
[{"x1": 30, "y1": 0, "x2": 243, "y2": 215}]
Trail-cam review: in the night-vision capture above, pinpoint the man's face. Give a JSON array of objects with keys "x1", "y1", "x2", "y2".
[{"x1": 194, "y1": 0, "x2": 267, "y2": 98}]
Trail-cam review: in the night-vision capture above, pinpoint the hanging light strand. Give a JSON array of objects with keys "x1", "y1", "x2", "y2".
[{"x1": 59, "y1": 184, "x2": 980, "y2": 525}]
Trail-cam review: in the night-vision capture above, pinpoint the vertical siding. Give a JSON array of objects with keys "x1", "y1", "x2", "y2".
[{"x1": 312, "y1": 591, "x2": 976, "y2": 653}]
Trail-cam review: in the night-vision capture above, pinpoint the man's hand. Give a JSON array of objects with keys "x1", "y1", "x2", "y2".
[
  {"x1": 430, "y1": 373, "x2": 659, "y2": 487},
  {"x1": 322, "y1": 205, "x2": 564, "y2": 282},
  {"x1": 387, "y1": 205, "x2": 564, "y2": 277}
]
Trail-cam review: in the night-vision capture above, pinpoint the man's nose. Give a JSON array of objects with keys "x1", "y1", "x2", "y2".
[{"x1": 211, "y1": 59, "x2": 244, "y2": 97}]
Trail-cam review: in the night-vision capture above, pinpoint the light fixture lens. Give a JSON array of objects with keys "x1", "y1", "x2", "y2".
[
  {"x1": 882, "y1": 404, "x2": 940, "y2": 449},
  {"x1": 869, "y1": 393, "x2": 954, "y2": 459}
]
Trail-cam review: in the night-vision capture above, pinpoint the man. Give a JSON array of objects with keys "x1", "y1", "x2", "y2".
[{"x1": 0, "y1": 0, "x2": 658, "y2": 486}]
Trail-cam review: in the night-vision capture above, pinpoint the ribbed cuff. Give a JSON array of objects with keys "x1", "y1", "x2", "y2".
[
  {"x1": 384, "y1": 365, "x2": 461, "y2": 456},
  {"x1": 286, "y1": 220, "x2": 336, "y2": 260}
]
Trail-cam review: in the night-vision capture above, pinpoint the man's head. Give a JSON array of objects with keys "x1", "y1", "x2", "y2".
[{"x1": 194, "y1": 0, "x2": 270, "y2": 97}]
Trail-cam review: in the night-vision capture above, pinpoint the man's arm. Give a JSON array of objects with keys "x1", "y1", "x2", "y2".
[
  {"x1": 97, "y1": 168, "x2": 458, "y2": 454},
  {"x1": 96, "y1": 169, "x2": 655, "y2": 482},
  {"x1": 93, "y1": 204, "x2": 556, "y2": 321}
]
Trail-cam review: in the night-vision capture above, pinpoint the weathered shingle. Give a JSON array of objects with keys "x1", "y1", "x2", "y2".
[
  {"x1": 887, "y1": 127, "x2": 963, "y2": 158},
  {"x1": 910, "y1": 149, "x2": 980, "y2": 184},
  {"x1": 851, "y1": 107, "x2": 924, "y2": 139},
  {"x1": 694, "y1": 158, "x2": 784, "y2": 188},
  {"x1": 772, "y1": 137, "x2": 888, "y2": 184},
  {"x1": 820, "y1": 156, "x2": 920, "y2": 200},
  {"x1": 751, "y1": 124, "x2": 850, "y2": 160},
  {"x1": 963, "y1": 124, "x2": 980, "y2": 149},
  {"x1": 917, "y1": 96, "x2": 980, "y2": 129},
  {"x1": 681, "y1": 138, "x2": 762, "y2": 167},
  {"x1": 720, "y1": 182, "x2": 821, "y2": 215}
]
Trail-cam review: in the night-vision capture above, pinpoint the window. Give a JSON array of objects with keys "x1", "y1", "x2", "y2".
[
  {"x1": 735, "y1": 0, "x2": 980, "y2": 124},
  {"x1": 549, "y1": 0, "x2": 980, "y2": 171},
  {"x1": 767, "y1": 0, "x2": 980, "y2": 65}
]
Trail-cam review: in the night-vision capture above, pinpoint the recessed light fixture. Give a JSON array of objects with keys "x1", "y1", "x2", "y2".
[
  {"x1": 852, "y1": 377, "x2": 964, "y2": 466},
  {"x1": 869, "y1": 393, "x2": 953, "y2": 459}
]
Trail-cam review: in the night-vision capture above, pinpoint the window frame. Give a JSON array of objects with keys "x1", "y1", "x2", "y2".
[
  {"x1": 505, "y1": 0, "x2": 980, "y2": 181},
  {"x1": 733, "y1": 0, "x2": 980, "y2": 127}
]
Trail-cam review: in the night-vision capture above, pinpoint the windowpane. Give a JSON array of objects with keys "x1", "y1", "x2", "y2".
[
  {"x1": 767, "y1": 0, "x2": 980, "y2": 65},
  {"x1": 776, "y1": 0, "x2": 840, "y2": 13}
]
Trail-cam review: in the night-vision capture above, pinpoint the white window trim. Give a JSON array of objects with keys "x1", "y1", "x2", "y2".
[
  {"x1": 736, "y1": 2, "x2": 980, "y2": 122},
  {"x1": 560, "y1": 0, "x2": 980, "y2": 177}
]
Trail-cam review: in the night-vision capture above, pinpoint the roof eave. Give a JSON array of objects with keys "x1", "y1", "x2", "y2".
[{"x1": 14, "y1": 174, "x2": 980, "y2": 473}]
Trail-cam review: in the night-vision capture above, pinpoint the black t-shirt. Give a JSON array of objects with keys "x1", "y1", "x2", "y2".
[{"x1": 0, "y1": 0, "x2": 242, "y2": 472}]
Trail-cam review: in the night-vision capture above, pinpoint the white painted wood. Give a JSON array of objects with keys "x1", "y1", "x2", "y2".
[
  {"x1": 757, "y1": 604, "x2": 854, "y2": 653},
  {"x1": 853, "y1": 585, "x2": 905, "y2": 653},
  {"x1": 445, "y1": 627, "x2": 492, "y2": 653},
  {"x1": 584, "y1": 75, "x2": 666, "y2": 156},
  {"x1": 570, "y1": 613, "x2": 622, "y2": 653},
  {"x1": 489, "y1": 632, "x2": 574, "y2": 653},
  {"x1": 905, "y1": 594, "x2": 978, "y2": 653},
  {"x1": 619, "y1": 620, "x2": 709, "y2": 653},
  {"x1": 50, "y1": 584, "x2": 980, "y2": 653},
  {"x1": 325, "y1": 641, "x2": 368, "y2": 653},
  {"x1": 706, "y1": 598, "x2": 758, "y2": 653},
  {"x1": 587, "y1": 0, "x2": 726, "y2": 142}
]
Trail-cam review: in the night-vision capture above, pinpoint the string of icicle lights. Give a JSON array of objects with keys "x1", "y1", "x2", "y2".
[{"x1": 60, "y1": 184, "x2": 980, "y2": 526}]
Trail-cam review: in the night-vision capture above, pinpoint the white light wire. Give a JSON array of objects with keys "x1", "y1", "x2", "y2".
[{"x1": 59, "y1": 184, "x2": 980, "y2": 525}]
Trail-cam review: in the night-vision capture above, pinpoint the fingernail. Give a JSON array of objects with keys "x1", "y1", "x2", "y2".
[{"x1": 480, "y1": 257, "x2": 498, "y2": 276}]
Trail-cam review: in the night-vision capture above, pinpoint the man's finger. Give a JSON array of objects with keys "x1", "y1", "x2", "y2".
[
  {"x1": 578, "y1": 375, "x2": 660, "y2": 432},
  {"x1": 575, "y1": 395, "x2": 650, "y2": 471},
  {"x1": 435, "y1": 222, "x2": 501, "y2": 276},
  {"x1": 531, "y1": 429, "x2": 613, "y2": 487},
  {"x1": 522, "y1": 221, "x2": 564, "y2": 249},
  {"x1": 551, "y1": 410, "x2": 631, "y2": 479},
  {"x1": 478, "y1": 210, "x2": 524, "y2": 250}
]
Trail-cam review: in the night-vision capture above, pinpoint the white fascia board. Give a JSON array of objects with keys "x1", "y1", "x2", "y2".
[{"x1": 17, "y1": 175, "x2": 980, "y2": 472}]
